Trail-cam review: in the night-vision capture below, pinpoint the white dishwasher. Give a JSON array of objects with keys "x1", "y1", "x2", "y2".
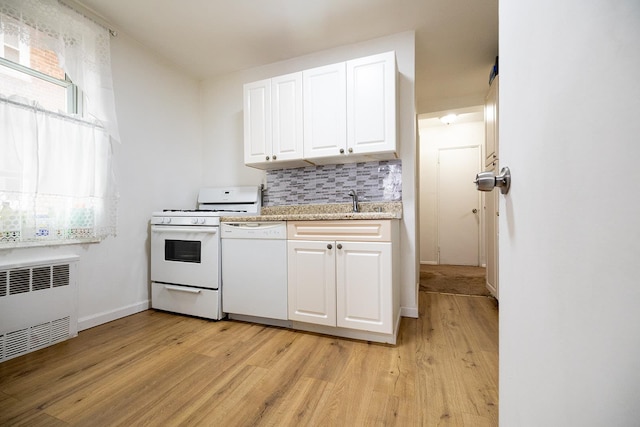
[{"x1": 221, "y1": 221, "x2": 289, "y2": 325}]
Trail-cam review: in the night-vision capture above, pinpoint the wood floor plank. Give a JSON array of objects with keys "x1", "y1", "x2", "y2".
[
  {"x1": 265, "y1": 376, "x2": 335, "y2": 426},
  {"x1": 161, "y1": 364, "x2": 270, "y2": 426},
  {"x1": 0, "y1": 290, "x2": 498, "y2": 426},
  {"x1": 416, "y1": 293, "x2": 498, "y2": 425},
  {"x1": 49, "y1": 351, "x2": 215, "y2": 425},
  {"x1": 0, "y1": 391, "x2": 66, "y2": 427},
  {"x1": 215, "y1": 332, "x2": 323, "y2": 425},
  {"x1": 319, "y1": 341, "x2": 381, "y2": 425},
  {"x1": 298, "y1": 334, "x2": 360, "y2": 384},
  {"x1": 1, "y1": 318, "x2": 201, "y2": 416},
  {"x1": 0, "y1": 311, "x2": 202, "y2": 398},
  {"x1": 118, "y1": 326, "x2": 296, "y2": 425},
  {"x1": 365, "y1": 391, "x2": 415, "y2": 426}
]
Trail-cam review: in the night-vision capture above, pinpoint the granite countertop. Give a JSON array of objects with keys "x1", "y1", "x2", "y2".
[{"x1": 220, "y1": 201, "x2": 402, "y2": 222}]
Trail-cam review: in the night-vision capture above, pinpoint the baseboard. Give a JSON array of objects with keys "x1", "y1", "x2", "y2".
[
  {"x1": 401, "y1": 306, "x2": 418, "y2": 318},
  {"x1": 78, "y1": 300, "x2": 150, "y2": 331},
  {"x1": 420, "y1": 261, "x2": 437, "y2": 265}
]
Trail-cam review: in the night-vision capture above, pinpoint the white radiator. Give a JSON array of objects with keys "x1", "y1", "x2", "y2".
[{"x1": 0, "y1": 255, "x2": 79, "y2": 362}]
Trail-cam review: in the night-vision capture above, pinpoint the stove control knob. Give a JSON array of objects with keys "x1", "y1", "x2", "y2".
[
  {"x1": 191, "y1": 218, "x2": 198, "y2": 224},
  {"x1": 166, "y1": 218, "x2": 171, "y2": 224},
  {"x1": 199, "y1": 218, "x2": 206, "y2": 224}
]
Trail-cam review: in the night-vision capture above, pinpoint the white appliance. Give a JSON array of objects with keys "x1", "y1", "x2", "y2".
[
  {"x1": 150, "y1": 186, "x2": 261, "y2": 320},
  {"x1": 221, "y1": 222, "x2": 289, "y2": 325}
]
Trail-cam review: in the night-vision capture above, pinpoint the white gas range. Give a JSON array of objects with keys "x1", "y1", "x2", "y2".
[{"x1": 150, "y1": 186, "x2": 261, "y2": 319}]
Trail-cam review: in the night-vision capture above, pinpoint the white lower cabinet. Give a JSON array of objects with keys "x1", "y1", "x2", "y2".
[
  {"x1": 287, "y1": 220, "x2": 399, "y2": 342},
  {"x1": 335, "y1": 241, "x2": 392, "y2": 334},
  {"x1": 287, "y1": 240, "x2": 336, "y2": 326}
]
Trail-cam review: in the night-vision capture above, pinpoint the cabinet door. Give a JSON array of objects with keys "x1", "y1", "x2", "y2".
[
  {"x1": 287, "y1": 240, "x2": 336, "y2": 326},
  {"x1": 346, "y1": 51, "x2": 396, "y2": 155},
  {"x1": 303, "y1": 63, "x2": 347, "y2": 159},
  {"x1": 336, "y1": 241, "x2": 392, "y2": 334},
  {"x1": 244, "y1": 79, "x2": 272, "y2": 164},
  {"x1": 272, "y1": 72, "x2": 303, "y2": 161}
]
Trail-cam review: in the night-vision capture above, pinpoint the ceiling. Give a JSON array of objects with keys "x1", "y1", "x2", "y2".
[{"x1": 77, "y1": 0, "x2": 498, "y2": 115}]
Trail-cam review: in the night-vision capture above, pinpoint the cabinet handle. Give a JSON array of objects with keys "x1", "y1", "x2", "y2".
[
  {"x1": 339, "y1": 148, "x2": 344, "y2": 154},
  {"x1": 266, "y1": 156, "x2": 270, "y2": 161},
  {"x1": 348, "y1": 148, "x2": 353, "y2": 153},
  {"x1": 327, "y1": 244, "x2": 332, "y2": 250},
  {"x1": 272, "y1": 155, "x2": 277, "y2": 160},
  {"x1": 337, "y1": 243, "x2": 342, "y2": 249}
]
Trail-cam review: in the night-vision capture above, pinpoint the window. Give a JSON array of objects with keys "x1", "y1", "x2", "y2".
[
  {"x1": 0, "y1": 0, "x2": 119, "y2": 247},
  {"x1": 1, "y1": 25, "x2": 22, "y2": 63},
  {"x1": 0, "y1": 25, "x2": 76, "y2": 116}
]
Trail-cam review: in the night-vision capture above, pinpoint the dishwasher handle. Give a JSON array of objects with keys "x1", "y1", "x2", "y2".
[
  {"x1": 221, "y1": 222, "x2": 287, "y2": 239},
  {"x1": 224, "y1": 222, "x2": 282, "y2": 230}
]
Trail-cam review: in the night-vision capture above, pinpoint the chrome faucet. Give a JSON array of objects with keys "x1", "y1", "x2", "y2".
[{"x1": 348, "y1": 189, "x2": 359, "y2": 213}]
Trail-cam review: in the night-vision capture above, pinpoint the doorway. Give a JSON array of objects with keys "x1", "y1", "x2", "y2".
[{"x1": 418, "y1": 108, "x2": 485, "y2": 267}]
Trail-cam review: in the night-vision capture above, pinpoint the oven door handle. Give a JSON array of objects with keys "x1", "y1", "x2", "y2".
[
  {"x1": 151, "y1": 225, "x2": 218, "y2": 234},
  {"x1": 164, "y1": 285, "x2": 202, "y2": 294}
]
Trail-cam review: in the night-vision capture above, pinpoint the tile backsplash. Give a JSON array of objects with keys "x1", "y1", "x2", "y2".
[{"x1": 263, "y1": 160, "x2": 402, "y2": 206}]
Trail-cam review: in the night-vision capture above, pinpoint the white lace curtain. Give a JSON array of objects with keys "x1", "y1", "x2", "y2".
[
  {"x1": 0, "y1": 0, "x2": 119, "y2": 246},
  {"x1": 0, "y1": 0, "x2": 120, "y2": 141},
  {"x1": 0, "y1": 96, "x2": 117, "y2": 245}
]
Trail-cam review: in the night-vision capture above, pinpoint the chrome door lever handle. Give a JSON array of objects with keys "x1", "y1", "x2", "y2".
[{"x1": 474, "y1": 166, "x2": 511, "y2": 194}]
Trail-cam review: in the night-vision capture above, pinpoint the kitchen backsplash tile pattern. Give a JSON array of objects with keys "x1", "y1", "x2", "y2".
[{"x1": 264, "y1": 160, "x2": 402, "y2": 206}]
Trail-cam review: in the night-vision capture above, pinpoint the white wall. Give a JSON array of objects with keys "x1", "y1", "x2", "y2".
[
  {"x1": 419, "y1": 116, "x2": 484, "y2": 265},
  {"x1": 201, "y1": 31, "x2": 419, "y2": 316},
  {"x1": 500, "y1": 1, "x2": 640, "y2": 425},
  {"x1": 0, "y1": 33, "x2": 204, "y2": 330}
]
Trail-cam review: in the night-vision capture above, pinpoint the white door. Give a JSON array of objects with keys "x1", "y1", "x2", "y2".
[
  {"x1": 437, "y1": 146, "x2": 480, "y2": 265},
  {"x1": 500, "y1": 2, "x2": 640, "y2": 425}
]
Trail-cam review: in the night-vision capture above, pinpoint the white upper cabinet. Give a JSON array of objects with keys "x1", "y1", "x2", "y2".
[
  {"x1": 302, "y1": 62, "x2": 347, "y2": 160},
  {"x1": 346, "y1": 51, "x2": 397, "y2": 157},
  {"x1": 243, "y1": 51, "x2": 398, "y2": 169},
  {"x1": 272, "y1": 73, "x2": 304, "y2": 163},
  {"x1": 243, "y1": 73, "x2": 307, "y2": 169},
  {"x1": 243, "y1": 79, "x2": 271, "y2": 165}
]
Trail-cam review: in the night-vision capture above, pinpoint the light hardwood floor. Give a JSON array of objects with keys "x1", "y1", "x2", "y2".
[{"x1": 0, "y1": 291, "x2": 498, "y2": 426}]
